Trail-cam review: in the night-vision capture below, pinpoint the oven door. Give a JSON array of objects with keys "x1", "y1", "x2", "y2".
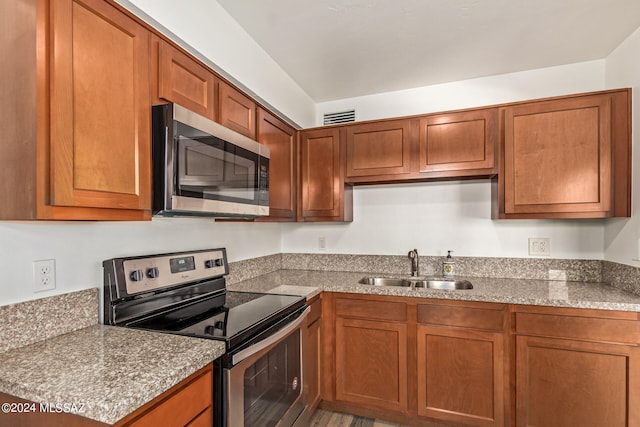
[{"x1": 226, "y1": 307, "x2": 310, "y2": 427}]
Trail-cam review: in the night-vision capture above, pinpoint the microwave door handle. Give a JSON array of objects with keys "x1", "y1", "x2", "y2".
[{"x1": 232, "y1": 306, "x2": 310, "y2": 365}]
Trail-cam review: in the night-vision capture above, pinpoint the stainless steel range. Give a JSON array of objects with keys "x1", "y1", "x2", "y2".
[{"x1": 103, "y1": 248, "x2": 309, "y2": 427}]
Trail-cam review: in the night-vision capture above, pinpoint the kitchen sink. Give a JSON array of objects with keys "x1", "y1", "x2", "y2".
[
  {"x1": 358, "y1": 277, "x2": 413, "y2": 287},
  {"x1": 414, "y1": 279, "x2": 473, "y2": 290},
  {"x1": 358, "y1": 276, "x2": 473, "y2": 290}
]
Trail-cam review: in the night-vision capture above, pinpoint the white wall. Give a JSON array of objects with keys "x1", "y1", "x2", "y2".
[
  {"x1": 283, "y1": 62, "x2": 609, "y2": 258},
  {"x1": 604, "y1": 26, "x2": 640, "y2": 265},
  {"x1": 119, "y1": 0, "x2": 316, "y2": 128},
  {"x1": 316, "y1": 60, "x2": 605, "y2": 124},
  {"x1": 0, "y1": 219, "x2": 280, "y2": 306}
]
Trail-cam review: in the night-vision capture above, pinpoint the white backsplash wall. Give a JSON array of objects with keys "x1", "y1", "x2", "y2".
[
  {"x1": 604, "y1": 26, "x2": 640, "y2": 267},
  {"x1": 281, "y1": 181, "x2": 605, "y2": 259},
  {"x1": 0, "y1": 219, "x2": 281, "y2": 306}
]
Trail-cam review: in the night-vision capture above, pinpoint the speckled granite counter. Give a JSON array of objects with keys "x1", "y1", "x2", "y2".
[
  {"x1": 0, "y1": 324, "x2": 225, "y2": 424},
  {"x1": 228, "y1": 269, "x2": 640, "y2": 312}
]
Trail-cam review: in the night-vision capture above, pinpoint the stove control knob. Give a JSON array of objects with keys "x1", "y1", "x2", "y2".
[
  {"x1": 146, "y1": 267, "x2": 160, "y2": 279},
  {"x1": 205, "y1": 259, "x2": 224, "y2": 269},
  {"x1": 129, "y1": 269, "x2": 144, "y2": 282}
]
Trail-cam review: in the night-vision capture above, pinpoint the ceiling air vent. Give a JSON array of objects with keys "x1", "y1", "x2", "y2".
[{"x1": 323, "y1": 109, "x2": 356, "y2": 125}]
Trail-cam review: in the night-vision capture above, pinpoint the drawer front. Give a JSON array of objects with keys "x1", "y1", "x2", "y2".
[
  {"x1": 308, "y1": 297, "x2": 322, "y2": 324},
  {"x1": 127, "y1": 367, "x2": 212, "y2": 427},
  {"x1": 417, "y1": 303, "x2": 506, "y2": 332},
  {"x1": 335, "y1": 297, "x2": 406, "y2": 322},
  {"x1": 515, "y1": 312, "x2": 640, "y2": 344}
]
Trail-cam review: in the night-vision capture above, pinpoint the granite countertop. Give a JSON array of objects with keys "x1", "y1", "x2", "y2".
[
  {"x1": 0, "y1": 324, "x2": 225, "y2": 424},
  {"x1": 228, "y1": 269, "x2": 640, "y2": 312}
]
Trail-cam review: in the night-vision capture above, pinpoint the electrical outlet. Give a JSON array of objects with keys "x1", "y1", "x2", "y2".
[
  {"x1": 319, "y1": 237, "x2": 327, "y2": 250},
  {"x1": 528, "y1": 238, "x2": 551, "y2": 257},
  {"x1": 33, "y1": 259, "x2": 56, "y2": 292}
]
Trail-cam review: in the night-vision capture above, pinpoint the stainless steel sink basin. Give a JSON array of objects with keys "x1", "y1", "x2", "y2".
[
  {"x1": 414, "y1": 279, "x2": 473, "y2": 290},
  {"x1": 358, "y1": 277, "x2": 413, "y2": 287},
  {"x1": 358, "y1": 276, "x2": 473, "y2": 290}
]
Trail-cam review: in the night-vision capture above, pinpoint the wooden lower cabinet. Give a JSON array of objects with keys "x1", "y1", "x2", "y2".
[
  {"x1": 0, "y1": 365, "x2": 213, "y2": 427},
  {"x1": 305, "y1": 297, "x2": 323, "y2": 412},
  {"x1": 324, "y1": 293, "x2": 507, "y2": 426},
  {"x1": 417, "y1": 326, "x2": 504, "y2": 426},
  {"x1": 119, "y1": 365, "x2": 213, "y2": 427},
  {"x1": 514, "y1": 307, "x2": 640, "y2": 427},
  {"x1": 516, "y1": 336, "x2": 639, "y2": 427},
  {"x1": 335, "y1": 317, "x2": 408, "y2": 413}
]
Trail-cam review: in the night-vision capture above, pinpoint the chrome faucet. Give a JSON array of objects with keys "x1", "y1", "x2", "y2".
[{"x1": 408, "y1": 249, "x2": 419, "y2": 277}]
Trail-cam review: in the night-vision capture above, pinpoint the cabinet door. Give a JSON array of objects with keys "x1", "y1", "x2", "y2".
[
  {"x1": 345, "y1": 119, "x2": 413, "y2": 182},
  {"x1": 218, "y1": 81, "x2": 256, "y2": 139},
  {"x1": 305, "y1": 299, "x2": 322, "y2": 411},
  {"x1": 335, "y1": 317, "x2": 408, "y2": 413},
  {"x1": 419, "y1": 109, "x2": 497, "y2": 177},
  {"x1": 502, "y1": 94, "x2": 612, "y2": 217},
  {"x1": 516, "y1": 335, "x2": 640, "y2": 427},
  {"x1": 299, "y1": 128, "x2": 352, "y2": 222},
  {"x1": 50, "y1": 0, "x2": 150, "y2": 211},
  {"x1": 156, "y1": 39, "x2": 215, "y2": 119},
  {"x1": 256, "y1": 108, "x2": 297, "y2": 221},
  {"x1": 417, "y1": 326, "x2": 504, "y2": 426}
]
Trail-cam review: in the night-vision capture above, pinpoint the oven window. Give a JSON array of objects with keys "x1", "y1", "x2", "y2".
[{"x1": 243, "y1": 331, "x2": 301, "y2": 427}]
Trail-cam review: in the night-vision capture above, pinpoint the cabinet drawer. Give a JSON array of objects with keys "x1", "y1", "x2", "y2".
[
  {"x1": 515, "y1": 312, "x2": 640, "y2": 344},
  {"x1": 308, "y1": 297, "x2": 322, "y2": 325},
  {"x1": 125, "y1": 367, "x2": 212, "y2": 427},
  {"x1": 417, "y1": 303, "x2": 506, "y2": 332},
  {"x1": 335, "y1": 297, "x2": 406, "y2": 322}
]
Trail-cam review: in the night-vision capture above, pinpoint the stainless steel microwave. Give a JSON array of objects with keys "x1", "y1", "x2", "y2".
[{"x1": 152, "y1": 103, "x2": 269, "y2": 218}]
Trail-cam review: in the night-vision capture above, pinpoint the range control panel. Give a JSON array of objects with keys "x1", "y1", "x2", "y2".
[{"x1": 120, "y1": 249, "x2": 227, "y2": 295}]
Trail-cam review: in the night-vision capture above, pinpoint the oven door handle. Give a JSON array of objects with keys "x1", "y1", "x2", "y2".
[{"x1": 232, "y1": 306, "x2": 311, "y2": 365}]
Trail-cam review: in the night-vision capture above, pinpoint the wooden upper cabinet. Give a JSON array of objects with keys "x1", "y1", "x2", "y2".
[
  {"x1": 256, "y1": 108, "x2": 297, "y2": 221},
  {"x1": 154, "y1": 37, "x2": 215, "y2": 120},
  {"x1": 218, "y1": 81, "x2": 256, "y2": 139},
  {"x1": 48, "y1": 0, "x2": 151, "y2": 217},
  {"x1": 496, "y1": 90, "x2": 631, "y2": 219},
  {"x1": 345, "y1": 119, "x2": 413, "y2": 182},
  {"x1": 299, "y1": 127, "x2": 353, "y2": 222},
  {"x1": 418, "y1": 108, "x2": 497, "y2": 177}
]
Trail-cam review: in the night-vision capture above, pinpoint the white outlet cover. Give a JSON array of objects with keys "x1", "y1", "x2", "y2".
[
  {"x1": 33, "y1": 259, "x2": 56, "y2": 292},
  {"x1": 528, "y1": 238, "x2": 551, "y2": 257}
]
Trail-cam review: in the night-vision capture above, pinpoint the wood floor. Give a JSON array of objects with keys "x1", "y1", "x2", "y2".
[{"x1": 309, "y1": 409, "x2": 411, "y2": 427}]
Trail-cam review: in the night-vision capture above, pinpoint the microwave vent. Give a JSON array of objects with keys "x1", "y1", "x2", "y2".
[{"x1": 323, "y1": 109, "x2": 356, "y2": 125}]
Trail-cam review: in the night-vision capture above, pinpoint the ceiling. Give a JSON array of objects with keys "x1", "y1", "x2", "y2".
[{"x1": 217, "y1": 0, "x2": 640, "y2": 102}]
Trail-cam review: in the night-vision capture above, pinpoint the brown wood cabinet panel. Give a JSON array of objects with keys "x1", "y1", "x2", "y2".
[
  {"x1": 299, "y1": 128, "x2": 353, "y2": 222},
  {"x1": 417, "y1": 301, "x2": 506, "y2": 332},
  {"x1": 419, "y1": 108, "x2": 497, "y2": 177},
  {"x1": 515, "y1": 336, "x2": 640, "y2": 427},
  {"x1": 118, "y1": 365, "x2": 213, "y2": 426},
  {"x1": 306, "y1": 299, "x2": 322, "y2": 411},
  {"x1": 256, "y1": 108, "x2": 297, "y2": 221},
  {"x1": 49, "y1": 0, "x2": 151, "y2": 212},
  {"x1": 417, "y1": 326, "x2": 505, "y2": 426},
  {"x1": 345, "y1": 119, "x2": 413, "y2": 182},
  {"x1": 335, "y1": 317, "x2": 408, "y2": 413},
  {"x1": 335, "y1": 296, "x2": 406, "y2": 322},
  {"x1": 515, "y1": 311, "x2": 640, "y2": 344},
  {"x1": 218, "y1": 81, "x2": 256, "y2": 139},
  {"x1": 156, "y1": 39, "x2": 215, "y2": 119},
  {"x1": 497, "y1": 90, "x2": 631, "y2": 218}
]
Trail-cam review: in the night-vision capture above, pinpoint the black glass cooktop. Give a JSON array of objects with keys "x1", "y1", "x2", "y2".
[{"x1": 128, "y1": 291, "x2": 306, "y2": 350}]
